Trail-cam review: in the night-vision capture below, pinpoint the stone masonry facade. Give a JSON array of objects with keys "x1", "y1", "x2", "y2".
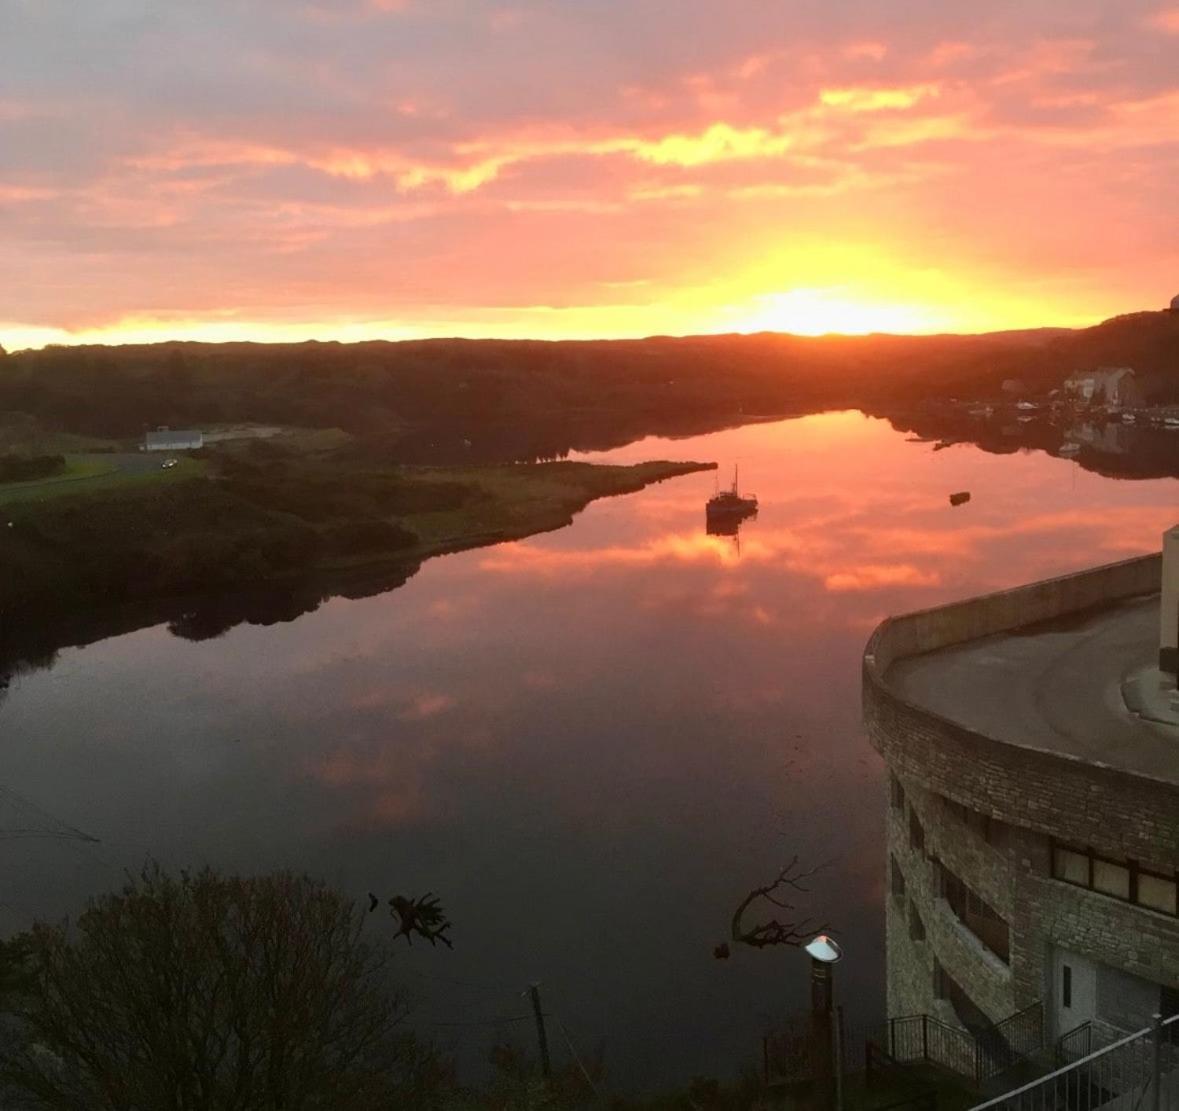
[{"x1": 865, "y1": 553, "x2": 1179, "y2": 1042}]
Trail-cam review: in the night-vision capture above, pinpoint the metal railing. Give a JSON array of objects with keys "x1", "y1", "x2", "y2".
[
  {"x1": 869, "y1": 1008, "x2": 1043, "y2": 1086},
  {"x1": 971, "y1": 1012, "x2": 1179, "y2": 1111},
  {"x1": 1056, "y1": 1022, "x2": 1094, "y2": 1067},
  {"x1": 766, "y1": 1004, "x2": 1046, "y2": 1091},
  {"x1": 977, "y1": 1002, "x2": 1045, "y2": 1083}
]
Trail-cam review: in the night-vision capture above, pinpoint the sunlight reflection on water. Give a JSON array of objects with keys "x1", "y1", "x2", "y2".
[{"x1": 2, "y1": 411, "x2": 1177, "y2": 1090}]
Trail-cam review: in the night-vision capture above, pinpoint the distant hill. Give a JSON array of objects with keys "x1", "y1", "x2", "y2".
[
  {"x1": 1041, "y1": 311, "x2": 1179, "y2": 401},
  {"x1": 1, "y1": 309, "x2": 1175, "y2": 460}
]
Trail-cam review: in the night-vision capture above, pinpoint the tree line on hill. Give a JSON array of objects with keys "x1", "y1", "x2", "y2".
[{"x1": 0, "y1": 310, "x2": 1173, "y2": 462}]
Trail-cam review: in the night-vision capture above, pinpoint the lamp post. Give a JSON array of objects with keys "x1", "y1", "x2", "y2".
[{"x1": 804, "y1": 934, "x2": 843, "y2": 1111}]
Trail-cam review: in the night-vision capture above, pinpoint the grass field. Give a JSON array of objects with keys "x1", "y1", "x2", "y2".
[
  {"x1": 0, "y1": 454, "x2": 206, "y2": 506},
  {"x1": 402, "y1": 460, "x2": 709, "y2": 551},
  {"x1": 0, "y1": 452, "x2": 711, "y2": 624},
  {"x1": 0, "y1": 417, "x2": 123, "y2": 455}
]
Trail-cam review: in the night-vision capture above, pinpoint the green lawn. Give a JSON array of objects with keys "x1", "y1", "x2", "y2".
[
  {"x1": 0, "y1": 417, "x2": 123, "y2": 455},
  {"x1": 402, "y1": 460, "x2": 708, "y2": 551},
  {"x1": 0, "y1": 455, "x2": 206, "y2": 506}
]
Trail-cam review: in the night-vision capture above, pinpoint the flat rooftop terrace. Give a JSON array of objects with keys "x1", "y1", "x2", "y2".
[{"x1": 886, "y1": 592, "x2": 1179, "y2": 788}]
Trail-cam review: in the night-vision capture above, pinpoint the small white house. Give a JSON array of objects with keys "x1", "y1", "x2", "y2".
[
  {"x1": 143, "y1": 427, "x2": 203, "y2": 452},
  {"x1": 1062, "y1": 367, "x2": 1139, "y2": 408}
]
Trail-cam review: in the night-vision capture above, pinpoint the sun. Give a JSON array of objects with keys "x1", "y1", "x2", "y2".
[{"x1": 725, "y1": 287, "x2": 950, "y2": 336}]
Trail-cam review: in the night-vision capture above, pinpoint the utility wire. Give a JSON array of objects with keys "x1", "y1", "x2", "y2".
[{"x1": 553, "y1": 1014, "x2": 602, "y2": 1100}]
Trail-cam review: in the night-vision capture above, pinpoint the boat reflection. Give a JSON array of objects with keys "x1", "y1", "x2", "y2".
[{"x1": 705, "y1": 502, "x2": 757, "y2": 557}]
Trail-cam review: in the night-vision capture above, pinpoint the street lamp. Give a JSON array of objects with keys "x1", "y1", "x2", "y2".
[
  {"x1": 804, "y1": 934, "x2": 843, "y2": 1111},
  {"x1": 805, "y1": 934, "x2": 842, "y2": 1013}
]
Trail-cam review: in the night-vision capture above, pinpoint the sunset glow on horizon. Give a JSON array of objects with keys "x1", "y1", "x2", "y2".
[{"x1": 3, "y1": 1, "x2": 1178, "y2": 350}]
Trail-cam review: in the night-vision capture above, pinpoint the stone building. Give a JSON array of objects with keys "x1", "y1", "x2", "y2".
[
  {"x1": 862, "y1": 539, "x2": 1179, "y2": 1051},
  {"x1": 143, "y1": 427, "x2": 203, "y2": 452},
  {"x1": 1062, "y1": 366, "x2": 1142, "y2": 408}
]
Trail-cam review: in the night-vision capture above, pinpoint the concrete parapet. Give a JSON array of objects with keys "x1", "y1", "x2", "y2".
[
  {"x1": 864, "y1": 552, "x2": 1161, "y2": 674},
  {"x1": 862, "y1": 552, "x2": 1179, "y2": 866}
]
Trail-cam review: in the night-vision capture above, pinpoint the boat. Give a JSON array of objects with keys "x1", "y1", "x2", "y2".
[
  {"x1": 707, "y1": 466, "x2": 758, "y2": 522},
  {"x1": 1058, "y1": 442, "x2": 1081, "y2": 456},
  {"x1": 949, "y1": 491, "x2": 971, "y2": 507}
]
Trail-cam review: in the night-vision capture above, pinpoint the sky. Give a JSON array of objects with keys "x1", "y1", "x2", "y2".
[{"x1": 2, "y1": 0, "x2": 1178, "y2": 349}]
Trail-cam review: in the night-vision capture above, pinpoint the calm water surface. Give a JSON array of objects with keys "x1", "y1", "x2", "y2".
[{"x1": 2, "y1": 412, "x2": 1178, "y2": 1090}]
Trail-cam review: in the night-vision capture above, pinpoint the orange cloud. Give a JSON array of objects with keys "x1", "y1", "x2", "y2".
[
  {"x1": 629, "y1": 122, "x2": 795, "y2": 166},
  {"x1": 819, "y1": 84, "x2": 939, "y2": 112},
  {"x1": 1147, "y1": 8, "x2": 1179, "y2": 32},
  {"x1": 843, "y1": 41, "x2": 889, "y2": 62},
  {"x1": 824, "y1": 565, "x2": 942, "y2": 592}
]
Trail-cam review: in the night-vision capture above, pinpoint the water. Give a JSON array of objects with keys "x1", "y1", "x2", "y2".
[{"x1": 1, "y1": 411, "x2": 1177, "y2": 1092}]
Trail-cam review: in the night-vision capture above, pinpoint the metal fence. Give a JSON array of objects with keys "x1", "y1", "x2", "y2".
[
  {"x1": 977, "y1": 1003, "x2": 1046, "y2": 1083},
  {"x1": 852, "y1": 1007, "x2": 1044, "y2": 1086},
  {"x1": 971, "y1": 1012, "x2": 1179, "y2": 1111},
  {"x1": 1056, "y1": 1023, "x2": 1094, "y2": 1067},
  {"x1": 766, "y1": 1005, "x2": 1046, "y2": 1092}
]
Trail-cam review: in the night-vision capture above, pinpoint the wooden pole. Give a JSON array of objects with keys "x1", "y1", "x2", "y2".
[
  {"x1": 529, "y1": 983, "x2": 552, "y2": 1081},
  {"x1": 834, "y1": 1006, "x2": 844, "y2": 1111}
]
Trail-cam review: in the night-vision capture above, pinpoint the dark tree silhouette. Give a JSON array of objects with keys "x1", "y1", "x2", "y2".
[
  {"x1": 0, "y1": 865, "x2": 447, "y2": 1110},
  {"x1": 387, "y1": 893, "x2": 454, "y2": 949}
]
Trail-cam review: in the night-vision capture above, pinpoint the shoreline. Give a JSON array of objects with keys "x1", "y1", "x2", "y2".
[{"x1": 0, "y1": 458, "x2": 715, "y2": 681}]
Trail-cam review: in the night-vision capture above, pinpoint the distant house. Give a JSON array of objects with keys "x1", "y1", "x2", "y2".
[
  {"x1": 143, "y1": 427, "x2": 203, "y2": 452},
  {"x1": 1062, "y1": 367, "x2": 1141, "y2": 408}
]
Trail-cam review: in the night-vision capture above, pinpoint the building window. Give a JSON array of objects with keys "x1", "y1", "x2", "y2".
[
  {"x1": 1093, "y1": 859, "x2": 1130, "y2": 900},
  {"x1": 890, "y1": 773, "x2": 905, "y2": 811},
  {"x1": 909, "y1": 809, "x2": 926, "y2": 856},
  {"x1": 935, "y1": 860, "x2": 1010, "y2": 964},
  {"x1": 891, "y1": 855, "x2": 906, "y2": 904},
  {"x1": 942, "y1": 794, "x2": 1005, "y2": 848},
  {"x1": 909, "y1": 902, "x2": 926, "y2": 943},
  {"x1": 1139, "y1": 872, "x2": 1179, "y2": 915},
  {"x1": 1062, "y1": 965, "x2": 1072, "y2": 1009},
  {"x1": 1053, "y1": 844, "x2": 1090, "y2": 886},
  {"x1": 1052, "y1": 841, "x2": 1178, "y2": 917}
]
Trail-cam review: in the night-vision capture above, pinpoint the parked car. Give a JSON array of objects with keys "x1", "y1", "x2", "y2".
[{"x1": 161, "y1": 458, "x2": 178, "y2": 469}]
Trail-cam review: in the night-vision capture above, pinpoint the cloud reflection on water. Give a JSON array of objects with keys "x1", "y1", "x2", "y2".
[{"x1": 2, "y1": 412, "x2": 1179, "y2": 1089}]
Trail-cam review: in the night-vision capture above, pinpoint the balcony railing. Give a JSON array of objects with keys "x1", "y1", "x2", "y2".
[{"x1": 971, "y1": 1012, "x2": 1179, "y2": 1111}]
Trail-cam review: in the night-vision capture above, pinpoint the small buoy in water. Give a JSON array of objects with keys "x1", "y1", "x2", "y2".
[{"x1": 949, "y1": 491, "x2": 971, "y2": 507}]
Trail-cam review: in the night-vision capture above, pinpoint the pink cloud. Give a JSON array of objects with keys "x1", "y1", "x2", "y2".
[
  {"x1": 1146, "y1": 8, "x2": 1179, "y2": 32},
  {"x1": 3, "y1": 2, "x2": 1177, "y2": 341}
]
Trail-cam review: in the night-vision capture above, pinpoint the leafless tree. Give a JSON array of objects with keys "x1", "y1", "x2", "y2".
[
  {"x1": 715, "y1": 856, "x2": 823, "y2": 959},
  {"x1": 0, "y1": 864, "x2": 447, "y2": 1110}
]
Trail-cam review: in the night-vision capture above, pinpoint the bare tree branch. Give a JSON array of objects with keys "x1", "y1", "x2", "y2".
[{"x1": 716, "y1": 856, "x2": 826, "y2": 958}]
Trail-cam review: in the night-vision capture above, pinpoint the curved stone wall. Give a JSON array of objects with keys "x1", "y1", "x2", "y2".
[{"x1": 863, "y1": 553, "x2": 1179, "y2": 867}]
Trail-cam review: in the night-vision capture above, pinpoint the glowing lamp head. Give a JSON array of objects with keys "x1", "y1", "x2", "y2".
[{"x1": 804, "y1": 934, "x2": 842, "y2": 963}]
